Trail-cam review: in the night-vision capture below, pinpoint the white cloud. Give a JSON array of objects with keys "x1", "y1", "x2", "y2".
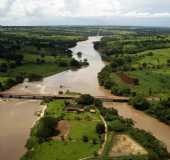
[{"x1": 0, "y1": 0, "x2": 170, "y2": 26}]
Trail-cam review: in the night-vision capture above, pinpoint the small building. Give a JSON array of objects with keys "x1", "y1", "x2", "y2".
[
  {"x1": 90, "y1": 109, "x2": 96, "y2": 113},
  {"x1": 65, "y1": 107, "x2": 85, "y2": 113}
]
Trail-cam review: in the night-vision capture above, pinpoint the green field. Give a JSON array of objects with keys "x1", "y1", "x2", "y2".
[
  {"x1": 127, "y1": 70, "x2": 170, "y2": 97},
  {"x1": 111, "y1": 48, "x2": 170, "y2": 97},
  {"x1": 97, "y1": 39, "x2": 170, "y2": 97},
  {"x1": 22, "y1": 100, "x2": 101, "y2": 160},
  {"x1": 108, "y1": 69, "x2": 170, "y2": 97},
  {"x1": 0, "y1": 54, "x2": 71, "y2": 76},
  {"x1": 8, "y1": 63, "x2": 68, "y2": 77},
  {"x1": 0, "y1": 27, "x2": 86, "y2": 90},
  {"x1": 24, "y1": 140, "x2": 98, "y2": 160},
  {"x1": 133, "y1": 48, "x2": 170, "y2": 67}
]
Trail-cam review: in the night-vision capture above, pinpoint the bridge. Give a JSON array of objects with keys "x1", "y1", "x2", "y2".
[{"x1": 0, "y1": 92, "x2": 129, "y2": 102}]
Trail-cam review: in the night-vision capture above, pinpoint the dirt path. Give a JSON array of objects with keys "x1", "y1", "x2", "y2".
[
  {"x1": 98, "y1": 113, "x2": 108, "y2": 155},
  {"x1": 32, "y1": 104, "x2": 47, "y2": 128}
]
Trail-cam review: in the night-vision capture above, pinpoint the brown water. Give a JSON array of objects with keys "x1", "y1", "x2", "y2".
[
  {"x1": 0, "y1": 99, "x2": 42, "y2": 160},
  {"x1": 104, "y1": 102, "x2": 170, "y2": 152},
  {"x1": 8, "y1": 36, "x2": 110, "y2": 96},
  {"x1": 1, "y1": 36, "x2": 170, "y2": 158}
]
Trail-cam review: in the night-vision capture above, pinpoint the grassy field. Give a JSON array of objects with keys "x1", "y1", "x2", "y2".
[
  {"x1": 115, "y1": 48, "x2": 170, "y2": 97},
  {"x1": 22, "y1": 100, "x2": 101, "y2": 160},
  {"x1": 26, "y1": 140, "x2": 98, "y2": 160},
  {"x1": 0, "y1": 77, "x2": 11, "y2": 84},
  {"x1": 131, "y1": 48, "x2": 170, "y2": 96},
  {"x1": 109, "y1": 69, "x2": 170, "y2": 97},
  {"x1": 0, "y1": 55, "x2": 71, "y2": 90},
  {"x1": 127, "y1": 70, "x2": 170, "y2": 97},
  {"x1": 98, "y1": 47, "x2": 170, "y2": 98},
  {"x1": 8, "y1": 63, "x2": 68, "y2": 77},
  {"x1": 133, "y1": 48, "x2": 170, "y2": 67}
]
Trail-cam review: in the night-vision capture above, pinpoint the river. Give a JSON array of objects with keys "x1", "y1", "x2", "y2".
[
  {"x1": 1, "y1": 36, "x2": 170, "y2": 159},
  {"x1": 104, "y1": 102, "x2": 170, "y2": 152},
  {"x1": 7, "y1": 36, "x2": 110, "y2": 96},
  {"x1": 0, "y1": 99, "x2": 43, "y2": 160}
]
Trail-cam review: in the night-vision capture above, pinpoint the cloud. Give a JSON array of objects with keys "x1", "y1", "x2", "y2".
[
  {"x1": 0, "y1": 0, "x2": 16, "y2": 16},
  {"x1": 0, "y1": 0, "x2": 170, "y2": 26}
]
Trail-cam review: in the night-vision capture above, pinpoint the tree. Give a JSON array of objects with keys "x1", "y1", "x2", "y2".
[
  {"x1": 92, "y1": 138, "x2": 98, "y2": 145},
  {"x1": 36, "y1": 117, "x2": 59, "y2": 140},
  {"x1": 77, "y1": 52, "x2": 82, "y2": 58},
  {"x1": 0, "y1": 82, "x2": 3, "y2": 91},
  {"x1": 70, "y1": 58, "x2": 81, "y2": 67},
  {"x1": 15, "y1": 75, "x2": 24, "y2": 83},
  {"x1": 15, "y1": 54, "x2": 23, "y2": 65},
  {"x1": 96, "y1": 122, "x2": 105, "y2": 134},
  {"x1": 0, "y1": 63, "x2": 8, "y2": 72},
  {"x1": 77, "y1": 94, "x2": 94, "y2": 105},
  {"x1": 28, "y1": 73, "x2": 43, "y2": 82},
  {"x1": 129, "y1": 96, "x2": 150, "y2": 111},
  {"x1": 82, "y1": 135, "x2": 89, "y2": 142},
  {"x1": 94, "y1": 99, "x2": 103, "y2": 107}
]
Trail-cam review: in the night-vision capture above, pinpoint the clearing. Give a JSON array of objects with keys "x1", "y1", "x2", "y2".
[{"x1": 109, "y1": 134, "x2": 147, "y2": 157}]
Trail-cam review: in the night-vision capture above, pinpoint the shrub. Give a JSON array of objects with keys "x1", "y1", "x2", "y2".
[
  {"x1": 70, "y1": 58, "x2": 81, "y2": 67},
  {"x1": 129, "y1": 96, "x2": 150, "y2": 111},
  {"x1": 26, "y1": 136, "x2": 39, "y2": 149},
  {"x1": 82, "y1": 135, "x2": 89, "y2": 142},
  {"x1": 33, "y1": 117, "x2": 59, "y2": 141},
  {"x1": 0, "y1": 63, "x2": 8, "y2": 72},
  {"x1": 15, "y1": 74, "x2": 24, "y2": 83},
  {"x1": 92, "y1": 138, "x2": 98, "y2": 145},
  {"x1": 0, "y1": 82, "x2": 3, "y2": 91},
  {"x1": 58, "y1": 60, "x2": 68, "y2": 67},
  {"x1": 111, "y1": 86, "x2": 131, "y2": 96},
  {"x1": 94, "y1": 99, "x2": 103, "y2": 107},
  {"x1": 77, "y1": 94, "x2": 94, "y2": 105},
  {"x1": 27, "y1": 73, "x2": 43, "y2": 82},
  {"x1": 96, "y1": 122, "x2": 105, "y2": 134}
]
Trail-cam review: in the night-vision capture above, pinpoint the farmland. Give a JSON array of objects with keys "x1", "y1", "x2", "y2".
[
  {"x1": 20, "y1": 95, "x2": 170, "y2": 160},
  {"x1": 21, "y1": 98, "x2": 102, "y2": 160}
]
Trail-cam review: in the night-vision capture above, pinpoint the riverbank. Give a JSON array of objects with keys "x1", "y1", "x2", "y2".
[
  {"x1": 0, "y1": 28, "x2": 86, "y2": 92},
  {"x1": 104, "y1": 102, "x2": 170, "y2": 152},
  {"x1": 5, "y1": 36, "x2": 110, "y2": 96},
  {"x1": 21, "y1": 99, "x2": 102, "y2": 160},
  {"x1": 0, "y1": 99, "x2": 42, "y2": 160},
  {"x1": 2, "y1": 36, "x2": 170, "y2": 159}
]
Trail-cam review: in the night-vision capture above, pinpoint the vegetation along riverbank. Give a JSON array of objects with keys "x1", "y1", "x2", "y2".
[
  {"x1": 21, "y1": 95, "x2": 170, "y2": 160},
  {"x1": 0, "y1": 27, "x2": 87, "y2": 91},
  {"x1": 94, "y1": 28, "x2": 170, "y2": 128}
]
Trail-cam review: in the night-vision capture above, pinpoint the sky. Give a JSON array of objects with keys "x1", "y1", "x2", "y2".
[{"x1": 0, "y1": 0, "x2": 170, "y2": 26}]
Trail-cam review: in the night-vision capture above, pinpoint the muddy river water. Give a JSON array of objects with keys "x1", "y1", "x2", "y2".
[
  {"x1": 7, "y1": 36, "x2": 109, "y2": 96},
  {"x1": 0, "y1": 99, "x2": 42, "y2": 160},
  {"x1": 1, "y1": 36, "x2": 170, "y2": 160}
]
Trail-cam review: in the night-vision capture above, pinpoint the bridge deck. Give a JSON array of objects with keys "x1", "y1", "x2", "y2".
[{"x1": 0, "y1": 92, "x2": 129, "y2": 102}]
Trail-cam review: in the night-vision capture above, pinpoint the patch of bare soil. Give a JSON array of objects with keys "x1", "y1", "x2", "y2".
[
  {"x1": 109, "y1": 134, "x2": 147, "y2": 157},
  {"x1": 116, "y1": 72, "x2": 139, "y2": 85},
  {"x1": 52, "y1": 120, "x2": 70, "y2": 141}
]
